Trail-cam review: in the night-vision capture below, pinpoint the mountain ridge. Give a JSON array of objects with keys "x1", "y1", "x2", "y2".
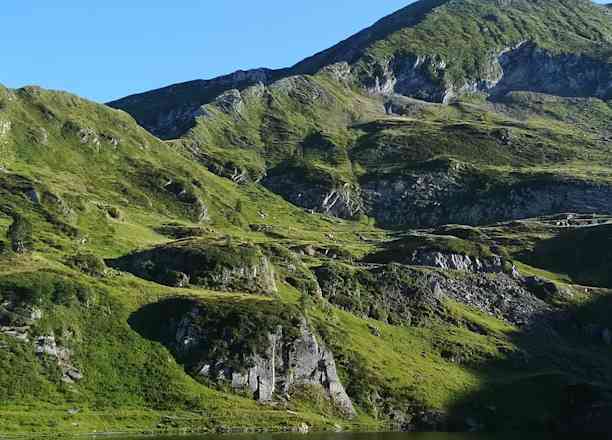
[
  {"x1": 109, "y1": 0, "x2": 612, "y2": 139},
  {"x1": 108, "y1": 0, "x2": 612, "y2": 229}
]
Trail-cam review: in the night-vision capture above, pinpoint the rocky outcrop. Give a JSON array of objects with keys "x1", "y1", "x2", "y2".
[
  {"x1": 263, "y1": 173, "x2": 363, "y2": 220},
  {"x1": 361, "y1": 171, "x2": 612, "y2": 227},
  {"x1": 131, "y1": 298, "x2": 356, "y2": 418},
  {"x1": 177, "y1": 311, "x2": 355, "y2": 417},
  {"x1": 316, "y1": 261, "x2": 548, "y2": 327},
  {"x1": 410, "y1": 249, "x2": 518, "y2": 277},
  {"x1": 356, "y1": 39, "x2": 612, "y2": 104},
  {"x1": 490, "y1": 42, "x2": 612, "y2": 100},
  {"x1": 109, "y1": 240, "x2": 277, "y2": 294},
  {"x1": 0, "y1": 300, "x2": 82, "y2": 383},
  {"x1": 360, "y1": 51, "x2": 504, "y2": 103},
  {"x1": 35, "y1": 335, "x2": 83, "y2": 383},
  {"x1": 315, "y1": 262, "x2": 444, "y2": 326},
  {"x1": 259, "y1": 165, "x2": 612, "y2": 227},
  {"x1": 432, "y1": 270, "x2": 550, "y2": 326}
]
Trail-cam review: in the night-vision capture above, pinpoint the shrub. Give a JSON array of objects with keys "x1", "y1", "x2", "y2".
[
  {"x1": 67, "y1": 253, "x2": 107, "y2": 277},
  {"x1": 0, "y1": 272, "x2": 94, "y2": 308}
]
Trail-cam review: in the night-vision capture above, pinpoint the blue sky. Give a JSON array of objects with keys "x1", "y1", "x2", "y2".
[
  {"x1": 2, "y1": 1, "x2": 409, "y2": 102},
  {"x1": 2, "y1": 1, "x2": 608, "y2": 103}
]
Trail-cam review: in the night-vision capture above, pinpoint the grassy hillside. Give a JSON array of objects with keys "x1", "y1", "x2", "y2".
[
  {"x1": 3, "y1": 0, "x2": 612, "y2": 435},
  {"x1": 2, "y1": 83, "x2": 612, "y2": 435}
]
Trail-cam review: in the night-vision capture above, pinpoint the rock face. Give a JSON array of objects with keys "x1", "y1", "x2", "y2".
[
  {"x1": 410, "y1": 249, "x2": 517, "y2": 276},
  {"x1": 263, "y1": 174, "x2": 363, "y2": 219},
  {"x1": 316, "y1": 261, "x2": 548, "y2": 327},
  {"x1": 314, "y1": 262, "x2": 444, "y2": 326},
  {"x1": 361, "y1": 172, "x2": 612, "y2": 227},
  {"x1": 109, "y1": 240, "x2": 277, "y2": 294},
  {"x1": 360, "y1": 42, "x2": 612, "y2": 103},
  {"x1": 177, "y1": 311, "x2": 355, "y2": 417},
  {"x1": 490, "y1": 42, "x2": 612, "y2": 100},
  {"x1": 1, "y1": 300, "x2": 82, "y2": 383},
  {"x1": 131, "y1": 299, "x2": 356, "y2": 418},
  {"x1": 360, "y1": 51, "x2": 501, "y2": 103},
  {"x1": 216, "y1": 162, "x2": 612, "y2": 228},
  {"x1": 35, "y1": 335, "x2": 83, "y2": 383},
  {"x1": 432, "y1": 271, "x2": 550, "y2": 326}
]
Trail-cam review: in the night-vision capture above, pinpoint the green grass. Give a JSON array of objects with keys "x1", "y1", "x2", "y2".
[{"x1": 2, "y1": 3, "x2": 612, "y2": 430}]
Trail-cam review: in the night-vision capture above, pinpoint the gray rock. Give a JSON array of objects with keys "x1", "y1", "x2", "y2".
[
  {"x1": 317, "y1": 262, "x2": 547, "y2": 327},
  {"x1": 490, "y1": 41, "x2": 612, "y2": 100},
  {"x1": 361, "y1": 171, "x2": 612, "y2": 227},
  {"x1": 410, "y1": 250, "x2": 514, "y2": 275},
  {"x1": 360, "y1": 42, "x2": 612, "y2": 104},
  {"x1": 35, "y1": 334, "x2": 83, "y2": 383},
  {"x1": 263, "y1": 174, "x2": 364, "y2": 220},
  {"x1": 176, "y1": 313, "x2": 356, "y2": 418}
]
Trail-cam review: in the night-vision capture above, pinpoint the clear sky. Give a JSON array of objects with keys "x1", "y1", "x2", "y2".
[
  {"x1": 2, "y1": 1, "x2": 411, "y2": 103},
  {"x1": 2, "y1": 1, "x2": 609, "y2": 103}
]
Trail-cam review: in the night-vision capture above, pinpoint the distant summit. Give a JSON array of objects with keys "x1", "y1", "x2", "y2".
[{"x1": 110, "y1": 0, "x2": 612, "y2": 139}]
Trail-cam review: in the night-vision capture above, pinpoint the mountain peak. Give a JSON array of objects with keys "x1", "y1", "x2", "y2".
[
  {"x1": 290, "y1": 0, "x2": 451, "y2": 75},
  {"x1": 110, "y1": 0, "x2": 612, "y2": 138}
]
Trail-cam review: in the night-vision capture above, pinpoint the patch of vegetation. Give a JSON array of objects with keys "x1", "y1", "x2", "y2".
[
  {"x1": 109, "y1": 239, "x2": 276, "y2": 293},
  {"x1": 66, "y1": 253, "x2": 107, "y2": 277}
]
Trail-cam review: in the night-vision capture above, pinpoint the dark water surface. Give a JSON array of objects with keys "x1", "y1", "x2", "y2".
[{"x1": 118, "y1": 433, "x2": 566, "y2": 440}]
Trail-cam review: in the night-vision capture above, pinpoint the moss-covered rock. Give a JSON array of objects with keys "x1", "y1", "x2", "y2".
[{"x1": 109, "y1": 240, "x2": 277, "y2": 294}]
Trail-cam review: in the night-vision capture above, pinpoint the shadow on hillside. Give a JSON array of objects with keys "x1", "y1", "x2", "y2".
[
  {"x1": 444, "y1": 289, "x2": 612, "y2": 433},
  {"x1": 518, "y1": 223, "x2": 612, "y2": 289}
]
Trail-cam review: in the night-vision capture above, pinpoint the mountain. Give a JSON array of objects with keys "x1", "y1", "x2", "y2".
[
  {"x1": 2, "y1": 0, "x2": 612, "y2": 435},
  {"x1": 109, "y1": 0, "x2": 612, "y2": 227}
]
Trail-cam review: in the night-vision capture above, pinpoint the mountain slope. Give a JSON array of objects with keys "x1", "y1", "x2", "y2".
[
  {"x1": 110, "y1": 0, "x2": 612, "y2": 134},
  {"x1": 2, "y1": 0, "x2": 612, "y2": 435},
  {"x1": 109, "y1": 0, "x2": 612, "y2": 227}
]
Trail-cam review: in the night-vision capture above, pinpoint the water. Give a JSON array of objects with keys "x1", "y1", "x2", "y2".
[{"x1": 118, "y1": 433, "x2": 563, "y2": 440}]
